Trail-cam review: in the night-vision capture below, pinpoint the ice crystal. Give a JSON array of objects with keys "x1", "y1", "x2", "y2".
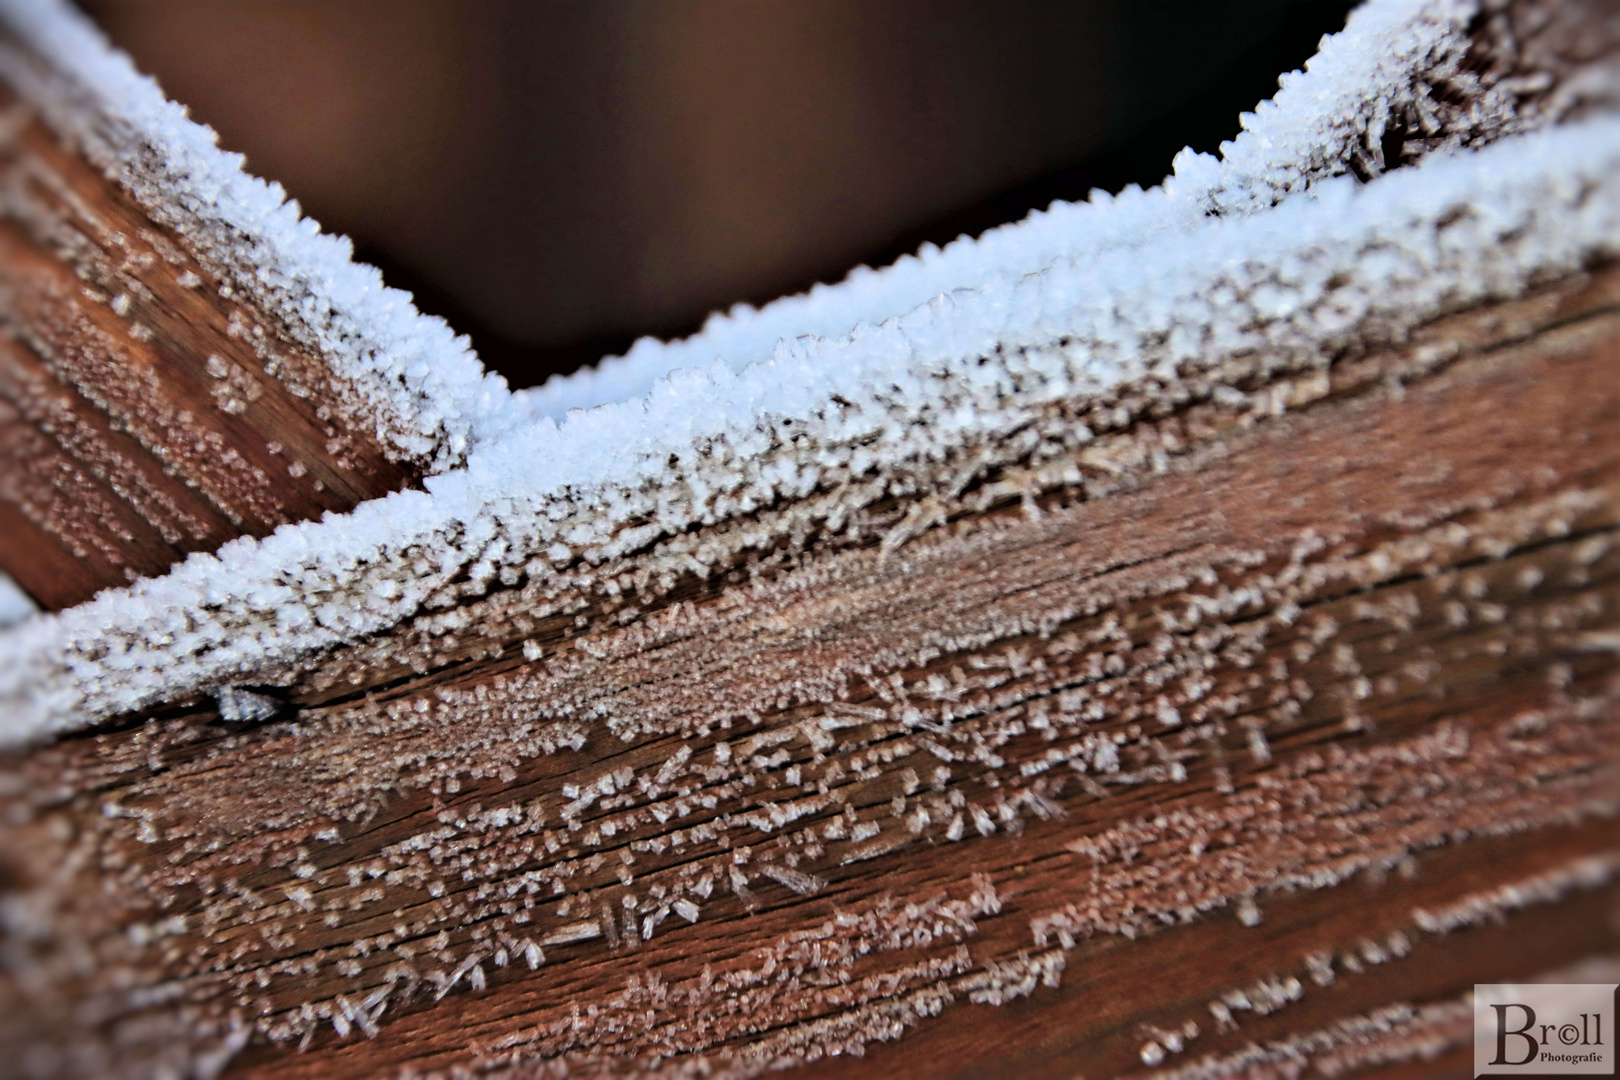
[{"x1": 0, "y1": 0, "x2": 1613, "y2": 746}]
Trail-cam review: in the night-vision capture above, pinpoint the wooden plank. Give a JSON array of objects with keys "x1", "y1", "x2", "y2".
[
  {"x1": 0, "y1": 2, "x2": 1617, "y2": 1075},
  {"x1": 0, "y1": 87, "x2": 420, "y2": 608},
  {"x1": 0, "y1": 267, "x2": 1615, "y2": 1078}
]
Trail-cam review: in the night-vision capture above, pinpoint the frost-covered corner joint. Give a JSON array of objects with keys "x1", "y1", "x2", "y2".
[{"x1": 0, "y1": 0, "x2": 1615, "y2": 747}]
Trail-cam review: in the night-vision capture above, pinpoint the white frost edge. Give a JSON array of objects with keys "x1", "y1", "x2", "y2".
[
  {"x1": 0, "y1": 0, "x2": 1612, "y2": 745},
  {"x1": 0, "y1": 0, "x2": 1510, "y2": 448},
  {"x1": 0, "y1": 0, "x2": 534, "y2": 468},
  {"x1": 524, "y1": 0, "x2": 1503, "y2": 418},
  {"x1": 0, "y1": 571, "x2": 35, "y2": 629},
  {"x1": 2, "y1": 114, "x2": 1617, "y2": 746}
]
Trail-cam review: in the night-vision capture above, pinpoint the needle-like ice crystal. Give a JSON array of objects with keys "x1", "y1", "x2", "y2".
[{"x1": 0, "y1": 0, "x2": 1614, "y2": 746}]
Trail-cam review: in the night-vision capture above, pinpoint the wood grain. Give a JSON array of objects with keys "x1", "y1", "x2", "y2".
[
  {"x1": 0, "y1": 87, "x2": 419, "y2": 609},
  {"x1": 0, "y1": 3, "x2": 1618, "y2": 1074},
  {"x1": 0, "y1": 266, "x2": 1615, "y2": 1079}
]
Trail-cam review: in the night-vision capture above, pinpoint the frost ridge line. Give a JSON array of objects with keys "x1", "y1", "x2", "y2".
[
  {"x1": 0, "y1": 113, "x2": 1617, "y2": 745},
  {"x1": 0, "y1": 0, "x2": 1555, "y2": 451},
  {"x1": 528, "y1": 0, "x2": 1550, "y2": 418}
]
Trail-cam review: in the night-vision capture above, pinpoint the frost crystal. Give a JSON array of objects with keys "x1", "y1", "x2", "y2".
[
  {"x1": 215, "y1": 686, "x2": 281, "y2": 724},
  {"x1": 0, "y1": 0, "x2": 533, "y2": 469},
  {"x1": 522, "y1": 0, "x2": 1594, "y2": 419},
  {"x1": 0, "y1": 0, "x2": 1614, "y2": 747}
]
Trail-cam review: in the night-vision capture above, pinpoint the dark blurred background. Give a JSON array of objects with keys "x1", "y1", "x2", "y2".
[{"x1": 79, "y1": 1, "x2": 1357, "y2": 389}]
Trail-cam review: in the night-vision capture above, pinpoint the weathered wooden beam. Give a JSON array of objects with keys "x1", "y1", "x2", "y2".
[
  {"x1": 0, "y1": 264, "x2": 1615, "y2": 1078},
  {"x1": 0, "y1": 2, "x2": 1617, "y2": 1078},
  {"x1": 0, "y1": 85, "x2": 424, "y2": 609}
]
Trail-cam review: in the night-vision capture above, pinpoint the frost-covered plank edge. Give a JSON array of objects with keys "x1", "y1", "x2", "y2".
[
  {"x1": 528, "y1": 0, "x2": 1537, "y2": 417},
  {"x1": 0, "y1": 0, "x2": 531, "y2": 470},
  {"x1": 1, "y1": 113, "x2": 1617, "y2": 747},
  {"x1": 0, "y1": 0, "x2": 1539, "y2": 440}
]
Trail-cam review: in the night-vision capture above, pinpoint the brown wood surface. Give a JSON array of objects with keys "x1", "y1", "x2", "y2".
[
  {"x1": 1, "y1": 0, "x2": 1616, "y2": 615},
  {"x1": 0, "y1": 264, "x2": 1615, "y2": 1079},
  {"x1": 1, "y1": 4, "x2": 1618, "y2": 1075},
  {"x1": 0, "y1": 87, "x2": 419, "y2": 609}
]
